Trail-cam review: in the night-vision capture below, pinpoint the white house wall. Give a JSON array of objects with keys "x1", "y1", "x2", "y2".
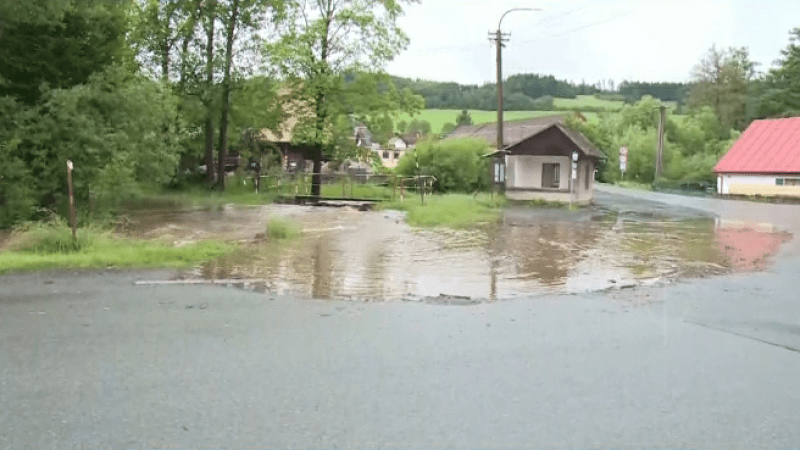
[
  {"x1": 510, "y1": 155, "x2": 571, "y2": 190},
  {"x1": 718, "y1": 174, "x2": 800, "y2": 197}
]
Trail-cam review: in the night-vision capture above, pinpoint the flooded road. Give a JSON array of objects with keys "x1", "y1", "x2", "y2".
[{"x1": 124, "y1": 199, "x2": 792, "y2": 301}]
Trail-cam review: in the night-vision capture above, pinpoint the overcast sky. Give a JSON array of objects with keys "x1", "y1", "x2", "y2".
[{"x1": 385, "y1": 0, "x2": 800, "y2": 86}]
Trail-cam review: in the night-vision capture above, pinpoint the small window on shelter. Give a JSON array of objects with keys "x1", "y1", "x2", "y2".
[
  {"x1": 542, "y1": 163, "x2": 560, "y2": 189},
  {"x1": 382, "y1": 151, "x2": 389, "y2": 159}
]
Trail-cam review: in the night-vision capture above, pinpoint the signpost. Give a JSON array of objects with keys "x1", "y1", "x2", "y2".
[
  {"x1": 66, "y1": 160, "x2": 77, "y2": 243},
  {"x1": 619, "y1": 146, "x2": 628, "y2": 180},
  {"x1": 571, "y1": 151, "x2": 578, "y2": 207}
]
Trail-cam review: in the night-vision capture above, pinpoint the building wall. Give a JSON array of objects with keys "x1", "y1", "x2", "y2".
[
  {"x1": 375, "y1": 148, "x2": 406, "y2": 169},
  {"x1": 506, "y1": 190, "x2": 592, "y2": 205},
  {"x1": 505, "y1": 155, "x2": 593, "y2": 204},
  {"x1": 508, "y1": 155, "x2": 571, "y2": 190},
  {"x1": 718, "y1": 174, "x2": 800, "y2": 197}
]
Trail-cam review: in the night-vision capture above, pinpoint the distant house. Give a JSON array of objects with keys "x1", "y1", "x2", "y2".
[
  {"x1": 447, "y1": 116, "x2": 604, "y2": 204},
  {"x1": 715, "y1": 117, "x2": 800, "y2": 198}
]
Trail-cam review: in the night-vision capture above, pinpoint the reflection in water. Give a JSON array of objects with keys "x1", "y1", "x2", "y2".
[{"x1": 189, "y1": 208, "x2": 792, "y2": 301}]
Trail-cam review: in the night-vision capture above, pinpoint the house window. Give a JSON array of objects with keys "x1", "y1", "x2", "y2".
[
  {"x1": 585, "y1": 164, "x2": 591, "y2": 190},
  {"x1": 780, "y1": 178, "x2": 800, "y2": 186},
  {"x1": 394, "y1": 151, "x2": 400, "y2": 160},
  {"x1": 542, "y1": 163, "x2": 560, "y2": 189},
  {"x1": 382, "y1": 151, "x2": 389, "y2": 159}
]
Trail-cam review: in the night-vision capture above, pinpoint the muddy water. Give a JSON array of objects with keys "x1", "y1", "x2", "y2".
[{"x1": 122, "y1": 205, "x2": 792, "y2": 301}]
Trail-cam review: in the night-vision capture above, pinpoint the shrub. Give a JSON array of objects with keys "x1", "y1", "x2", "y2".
[
  {"x1": 396, "y1": 138, "x2": 490, "y2": 193},
  {"x1": 267, "y1": 217, "x2": 301, "y2": 239}
]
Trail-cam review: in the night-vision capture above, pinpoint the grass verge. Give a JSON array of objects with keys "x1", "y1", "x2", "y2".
[
  {"x1": 267, "y1": 217, "x2": 301, "y2": 239},
  {"x1": 0, "y1": 222, "x2": 235, "y2": 274},
  {"x1": 614, "y1": 181, "x2": 653, "y2": 191},
  {"x1": 383, "y1": 193, "x2": 505, "y2": 228}
]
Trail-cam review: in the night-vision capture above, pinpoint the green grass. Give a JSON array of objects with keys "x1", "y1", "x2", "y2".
[
  {"x1": 383, "y1": 193, "x2": 505, "y2": 228},
  {"x1": 267, "y1": 217, "x2": 301, "y2": 239},
  {"x1": 0, "y1": 222, "x2": 235, "y2": 274},
  {"x1": 614, "y1": 181, "x2": 653, "y2": 191},
  {"x1": 553, "y1": 95, "x2": 624, "y2": 110}
]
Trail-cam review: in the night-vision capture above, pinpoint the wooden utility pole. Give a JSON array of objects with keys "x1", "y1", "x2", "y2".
[
  {"x1": 656, "y1": 105, "x2": 667, "y2": 180},
  {"x1": 492, "y1": 28, "x2": 508, "y2": 152},
  {"x1": 66, "y1": 160, "x2": 77, "y2": 243}
]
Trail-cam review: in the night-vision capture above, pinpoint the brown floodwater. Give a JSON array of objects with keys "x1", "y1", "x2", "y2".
[{"x1": 124, "y1": 205, "x2": 791, "y2": 301}]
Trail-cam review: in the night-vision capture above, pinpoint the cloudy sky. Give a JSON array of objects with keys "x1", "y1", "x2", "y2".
[{"x1": 386, "y1": 0, "x2": 800, "y2": 86}]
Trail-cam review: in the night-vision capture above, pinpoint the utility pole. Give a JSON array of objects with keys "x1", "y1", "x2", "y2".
[
  {"x1": 490, "y1": 29, "x2": 509, "y2": 152},
  {"x1": 490, "y1": 8, "x2": 539, "y2": 153},
  {"x1": 656, "y1": 105, "x2": 667, "y2": 180}
]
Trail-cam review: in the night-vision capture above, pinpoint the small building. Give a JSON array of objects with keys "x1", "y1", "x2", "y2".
[
  {"x1": 715, "y1": 117, "x2": 800, "y2": 198},
  {"x1": 447, "y1": 116, "x2": 604, "y2": 204}
]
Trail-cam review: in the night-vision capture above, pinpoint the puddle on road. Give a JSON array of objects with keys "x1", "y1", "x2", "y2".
[{"x1": 125, "y1": 205, "x2": 792, "y2": 302}]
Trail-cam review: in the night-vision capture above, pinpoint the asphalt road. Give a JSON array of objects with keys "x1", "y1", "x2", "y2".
[{"x1": 2, "y1": 186, "x2": 800, "y2": 449}]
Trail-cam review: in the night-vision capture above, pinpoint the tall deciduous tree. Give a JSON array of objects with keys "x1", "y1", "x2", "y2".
[
  {"x1": 0, "y1": 1, "x2": 132, "y2": 104},
  {"x1": 759, "y1": 28, "x2": 800, "y2": 118},
  {"x1": 265, "y1": 0, "x2": 422, "y2": 198},
  {"x1": 686, "y1": 45, "x2": 757, "y2": 132},
  {"x1": 214, "y1": 0, "x2": 283, "y2": 190}
]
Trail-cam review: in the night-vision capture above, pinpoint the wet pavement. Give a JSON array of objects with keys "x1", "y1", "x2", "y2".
[
  {"x1": 3, "y1": 186, "x2": 800, "y2": 448},
  {"x1": 121, "y1": 190, "x2": 793, "y2": 302}
]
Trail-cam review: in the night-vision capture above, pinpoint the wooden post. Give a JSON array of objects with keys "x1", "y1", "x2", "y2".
[
  {"x1": 342, "y1": 175, "x2": 346, "y2": 197},
  {"x1": 419, "y1": 176, "x2": 424, "y2": 205},
  {"x1": 656, "y1": 105, "x2": 666, "y2": 180},
  {"x1": 350, "y1": 175, "x2": 354, "y2": 198},
  {"x1": 66, "y1": 160, "x2": 77, "y2": 243},
  {"x1": 393, "y1": 175, "x2": 397, "y2": 199}
]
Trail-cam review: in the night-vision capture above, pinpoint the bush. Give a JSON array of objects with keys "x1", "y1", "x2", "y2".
[
  {"x1": 8, "y1": 220, "x2": 96, "y2": 253},
  {"x1": 267, "y1": 217, "x2": 301, "y2": 239},
  {"x1": 396, "y1": 138, "x2": 490, "y2": 193}
]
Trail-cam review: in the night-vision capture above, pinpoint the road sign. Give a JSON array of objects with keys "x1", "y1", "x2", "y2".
[{"x1": 619, "y1": 146, "x2": 628, "y2": 173}]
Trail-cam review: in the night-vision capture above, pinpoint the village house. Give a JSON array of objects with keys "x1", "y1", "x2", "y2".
[
  {"x1": 715, "y1": 117, "x2": 800, "y2": 198},
  {"x1": 447, "y1": 116, "x2": 604, "y2": 204}
]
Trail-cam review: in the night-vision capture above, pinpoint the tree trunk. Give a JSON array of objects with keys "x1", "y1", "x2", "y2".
[
  {"x1": 216, "y1": 0, "x2": 239, "y2": 191},
  {"x1": 311, "y1": 9, "x2": 333, "y2": 200},
  {"x1": 203, "y1": 2, "x2": 216, "y2": 186}
]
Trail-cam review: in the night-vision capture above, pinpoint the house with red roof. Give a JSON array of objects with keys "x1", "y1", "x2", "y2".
[{"x1": 715, "y1": 117, "x2": 800, "y2": 197}]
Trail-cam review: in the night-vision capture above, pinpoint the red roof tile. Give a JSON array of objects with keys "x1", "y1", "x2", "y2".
[{"x1": 715, "y1": 117, "x2": 800, "y2": 174}]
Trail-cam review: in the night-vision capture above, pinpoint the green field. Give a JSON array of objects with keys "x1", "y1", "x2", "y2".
[
  {"x1": 399, "y1": 109, "x2": 603, "y2": 134},
  {"x1": 553, "y1": 95, "x2": 625, "y2": 110}
]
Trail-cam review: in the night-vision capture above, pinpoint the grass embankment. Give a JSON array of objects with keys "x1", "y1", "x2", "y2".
[
  {"x1": 614, "y1": 181, "x2": 654, "y2": 191},
  {"x1": 0, "y1": 222, "x2": 235, "y2": 274},
  {"x1": 383, "y1": 193, "x2": 505, "y2": 228}
]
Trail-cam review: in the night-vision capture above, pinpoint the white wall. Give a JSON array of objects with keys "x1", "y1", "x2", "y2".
[
  {"x1": 509, "y1": 155, "x2": 571, "y2": 190},
  {"x1": 719, "y1": 174, "x2": 800, "y2": 197}
]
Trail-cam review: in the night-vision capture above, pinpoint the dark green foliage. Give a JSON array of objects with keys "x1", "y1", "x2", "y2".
[
  {"x1": 618, "y1": 81, "x2": 692, "y2": 105},
  {"x1": 759, "y1": 28, "x2": 800, "y2": 118},
  {"x1": 0, "y1": 1, "x2": 132, "y2": 104},
  {"x1": 396, "y1": 139, "x2": 490, "y2": 193},
  {"x1": 566, "y1": 96, "x2": 736, "y2": 185},
  {"x1": 455, "y1": 109, "x2": 472, "y2": 126}
]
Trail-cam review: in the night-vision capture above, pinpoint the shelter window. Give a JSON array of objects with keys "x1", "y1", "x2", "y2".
[
  {"x1": 494, "y1": 161, "x2": 505, "y2": 183},
  {"x1": 382, "y1": 151, "x2": 389, "y2": 159},
  {"x1": 542, "y1": 163, "x2": 560, "y2": 189},
  {"x1": 394, "y1": 151, "x2": 400, "y2": 160}
]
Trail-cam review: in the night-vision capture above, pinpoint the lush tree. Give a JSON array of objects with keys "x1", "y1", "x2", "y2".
[
  {"x1": 759, "y1": 28, "x2": 800, "y2": 118},
  {"x1": 265, "y1": 0, "x2": 421, "y2": 197},
  {"x1": 406, "y1": 118, "x2": 432, "y2": 136},
  {"x1": 686, "y1": 45, "x2": 757, "y2": 131},
  {"x1": 440, "y1": 122, "x2": 457, "y2": 135},
  {"x1": 3, "y1": 66, "x2": 186, "y2": 216},
  {"x1": 455, "y1": 109, "x2": 473, "y2": 126},
  {"x1": 0, "y1": 1, "x2": 133, "y2": 104},
  {"x1": 396, "y1": 139, "x2": 490, "y2": 193}
]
